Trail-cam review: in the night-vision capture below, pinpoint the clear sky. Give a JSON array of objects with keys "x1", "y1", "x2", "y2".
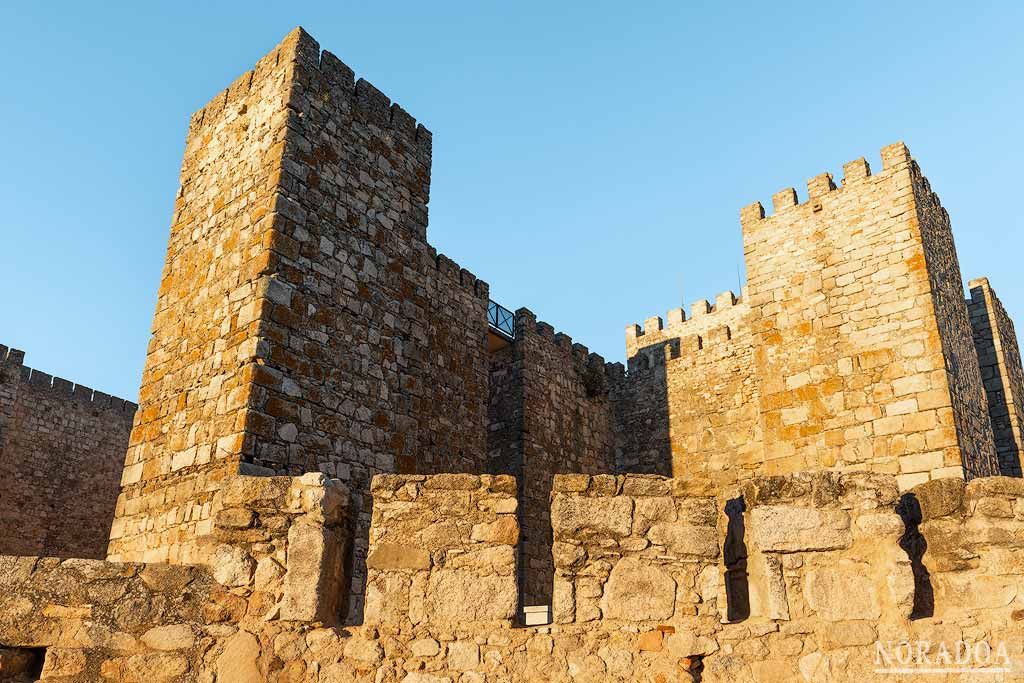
[{"x1": 1, "y1": 2, "x2": 1022, "y2": 400}]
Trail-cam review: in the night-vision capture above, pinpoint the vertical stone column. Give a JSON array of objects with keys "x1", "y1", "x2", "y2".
[{"x1": 968, "y1": 277, "x2": 1024, "y2": 476}]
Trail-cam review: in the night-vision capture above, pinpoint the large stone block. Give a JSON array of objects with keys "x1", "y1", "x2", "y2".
[
  {"x1": 282, "y1": 522, "x2": 345, "y2": 623},
  {"x1": 601, "y1": 557, "x2": 675, "y2": 621},
  {"x1": 550, "y1": 494, "x2": 632, "y2": 540},
  {"x1": 803, "y1": 567, "x2": 880, "y2": 621},
  {"x1": 647, "y1": 523, "x2": 720, "y2": 558},
  {"x1": 424, "y1": 569, "x2": 516, "y2": 623},
  {"x1": 750, "y1": 506, "x2": 852, "y2": 552}
]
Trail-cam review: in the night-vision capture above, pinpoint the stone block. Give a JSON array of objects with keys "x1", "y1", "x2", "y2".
[
  {"x1": 550, "y1": 494, "x2": 632, "y2": 539},
  {"x1": 749, "y1": 506, "x2": 852, "y2": 552},
  {"x1": 601, "y1": 557, "x2": 676, "y2": 621}
]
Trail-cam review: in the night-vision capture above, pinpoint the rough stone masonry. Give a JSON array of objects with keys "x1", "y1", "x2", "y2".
[{"x1": 0, "y1": 26, "x2": 1022, "y2": 681}]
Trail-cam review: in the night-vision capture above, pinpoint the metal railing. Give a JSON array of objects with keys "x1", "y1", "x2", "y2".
[{"x1": 488, "y1": 300, "x2": 515, "y2": 339}]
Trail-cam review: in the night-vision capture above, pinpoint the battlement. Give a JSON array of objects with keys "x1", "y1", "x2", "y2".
[
  {"x1": 0, "y1": 343, "x2": 137, "y2": 414},
  {"x1": 428, "y1": 247, "x2": 490, "y2": 298},
  {"x1": 627, "y1": 288, "x2": 747, "y2": 345},
  {"x1": 0, "y1": 343, "x2": 25, "y2": 366},
  {"x1": 740, "y1": 141, "x2": 914, "y2": 227},
  {"x1": 188, "y1": 27, "x2": 431, "y2": 159},
  {"x1": 513, "y1": 308, "x2": 602, "y2": 363}
]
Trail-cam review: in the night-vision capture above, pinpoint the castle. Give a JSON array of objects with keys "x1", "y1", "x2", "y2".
[{"x1": 0, "y1": 27, "x2": 1022, "y2": 682}]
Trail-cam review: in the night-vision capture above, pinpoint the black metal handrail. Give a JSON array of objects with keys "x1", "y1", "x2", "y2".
[{"x1": 488, "y1": 300, "x2": 515, "y2": 339}]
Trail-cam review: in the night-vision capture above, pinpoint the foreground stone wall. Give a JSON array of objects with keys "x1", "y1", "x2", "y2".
[
  {"x1": 550, "y1": 474, "x2": 720, "y2": 626},
  {"x1": 364, "y1": 473, "x2": 519, "y2": 627},
  {"x1": 0, "y1": 344, "x2": 135, "y2": 559},
  {"x1": 969, "y1": 277, "x2": 1024, "y2": 476},
  {"x1": 912, "y1": 476, "x2": 1024, "y2": 628},
  {"x1": 1, "y1": 470, "x2": 1022, "y2": 681}
]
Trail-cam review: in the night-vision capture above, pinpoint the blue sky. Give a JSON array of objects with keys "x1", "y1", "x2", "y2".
[{"x1": 1, "y1": 2, "x2": 1022, "y2": 400}]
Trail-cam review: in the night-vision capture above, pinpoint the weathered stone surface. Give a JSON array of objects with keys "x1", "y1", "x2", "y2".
[
  {"x1": 100, "y1": 653, "x2": 189, "y2": 682},
  {"x1": 282, "y1": 522, "x2": 343, "y2": 623},
  {"x1": 550, "y1": 494, "x2": 632, "y2": 539},
  {"x1": 216, "y1": 630, "x2": 261, "y2": 682},
  {"x1": 424, "y1": 569, "x2": 517, "y2": 622},
  {"x1": 366, "y1": 543, "x2": 431, "y2": 571},
  {"x1": 803, "y1": 568, "x2": 880, "y2": 621},
  {"x1": 211, "y1": 544, "x2": 255, "y2": 587},
  {"x1": 470, "y1": 517, "x2": 519, "y2": 545},
  {"x1": 410, "y1": 638, "x2": 441, "y2": 657},
  {"x1": 647, "y1": 523, "x2": 720, "y2": 558},
  {"x1": 343, "y1": 637, "x2": 384, "y2": 665},
  {"x1": 447, "y1": 641, "x2": 480, "y2": 670},
  {"x1": 141, "y1": 623, "x2": 194, "y2": 651},
  {"x1": 601, "y1": 557, "x2": 675, "y2": 621},
  {"x1": 750, "y1": 506, "x2": 852, "y2": 552}
]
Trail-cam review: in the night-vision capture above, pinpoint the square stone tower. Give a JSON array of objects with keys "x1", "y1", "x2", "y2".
[
  {"x1": 108, "y1": 28, "x2": 491, "y2": 619},
  {"x1": 741, "y1": 143, "x2": 1000, "y2": 488}
]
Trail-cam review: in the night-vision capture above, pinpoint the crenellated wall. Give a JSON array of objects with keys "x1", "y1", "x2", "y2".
[
  {"x1": 621, "y1": 143, "x2": 1010, "y2": 495},
  {"x1": 621, "y1": 290, "x2": 760, "y2": 487},
  {"x1": 742, "y1": 144, "x2": 998, "y2": 488},
  {"x1": 0, "y1": 344, "x2": 135, "y2": 559},
  {"x1": 3, "y1": 470, "x2": 1021, "y2": 681}
]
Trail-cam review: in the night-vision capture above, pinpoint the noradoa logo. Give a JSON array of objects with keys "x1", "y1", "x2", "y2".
[{"x1": 874, "y1": 639, "x2": 1013, "y2": 674}]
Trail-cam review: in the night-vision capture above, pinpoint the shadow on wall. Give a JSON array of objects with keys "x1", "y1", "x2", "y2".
[
  {"x1": 613, "y1": 340, "x2": 673, "y2": 477},
  {"x1": 723, "y1": 496, "x2": 750, "y2": 622},
  {"x1": 896, "y1": 492, "x2": 934, "y2": 620}
]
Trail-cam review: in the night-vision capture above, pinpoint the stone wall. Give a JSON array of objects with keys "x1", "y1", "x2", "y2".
[
  {"x1": 363, "y1": 473, "x2": 519, "y2": 627},
  {"x1": 620, "y1": 144, "x2": 1007, "y2": 492},
  {"x1": 550, "y1": 473, "x2": 720, "y2": 625},
  {"x1": 108, "y1": 28, "x2": 492, "y2": 622},
  {"x1": 740, "y1": 144, "x2": 991, "y2": 488},
  {"x1": 487, "y1": 309, "x2": 617, "y2": 608},
  {"x1": 108, "y1": 30, "x2": 304, "y2": 565},
  {"x1": 912, "y1": 475, "x2": 1024, "y2": 628},
  {"x1": 0, "y1": 344, "x2": 135, "y2": 559},
  {"x1": 913, "y1": 171, "x2": 1000, "y2": 479},
  {"x1": 622, "y1": 292, "x2": 760, "y2": 488},
  {"x1": 1, "y1": 468, "x2": 1023, "y2": 681},
  {"x1": 968, "y1": 277, "x2": 1024, "y2": 476}
]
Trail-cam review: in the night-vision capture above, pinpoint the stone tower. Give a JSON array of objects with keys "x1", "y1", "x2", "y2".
[
  {"x1": 741, "y1": 144, "x2": 999, "y2": 488},
  {"x1": 108, "y1": 28, "x2": 491, "y2": 619},
  {"x1": 624, "y1": 143, "x2": 1003, "y2": 491}
]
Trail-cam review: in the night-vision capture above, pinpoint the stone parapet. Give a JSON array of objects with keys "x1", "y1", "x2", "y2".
[
  {"x1": 551, "y1": 473, "x2": 721, "y2": 625},
  {"x1": 364, "y1": 473, "x2": 520, "y2": 627}
]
